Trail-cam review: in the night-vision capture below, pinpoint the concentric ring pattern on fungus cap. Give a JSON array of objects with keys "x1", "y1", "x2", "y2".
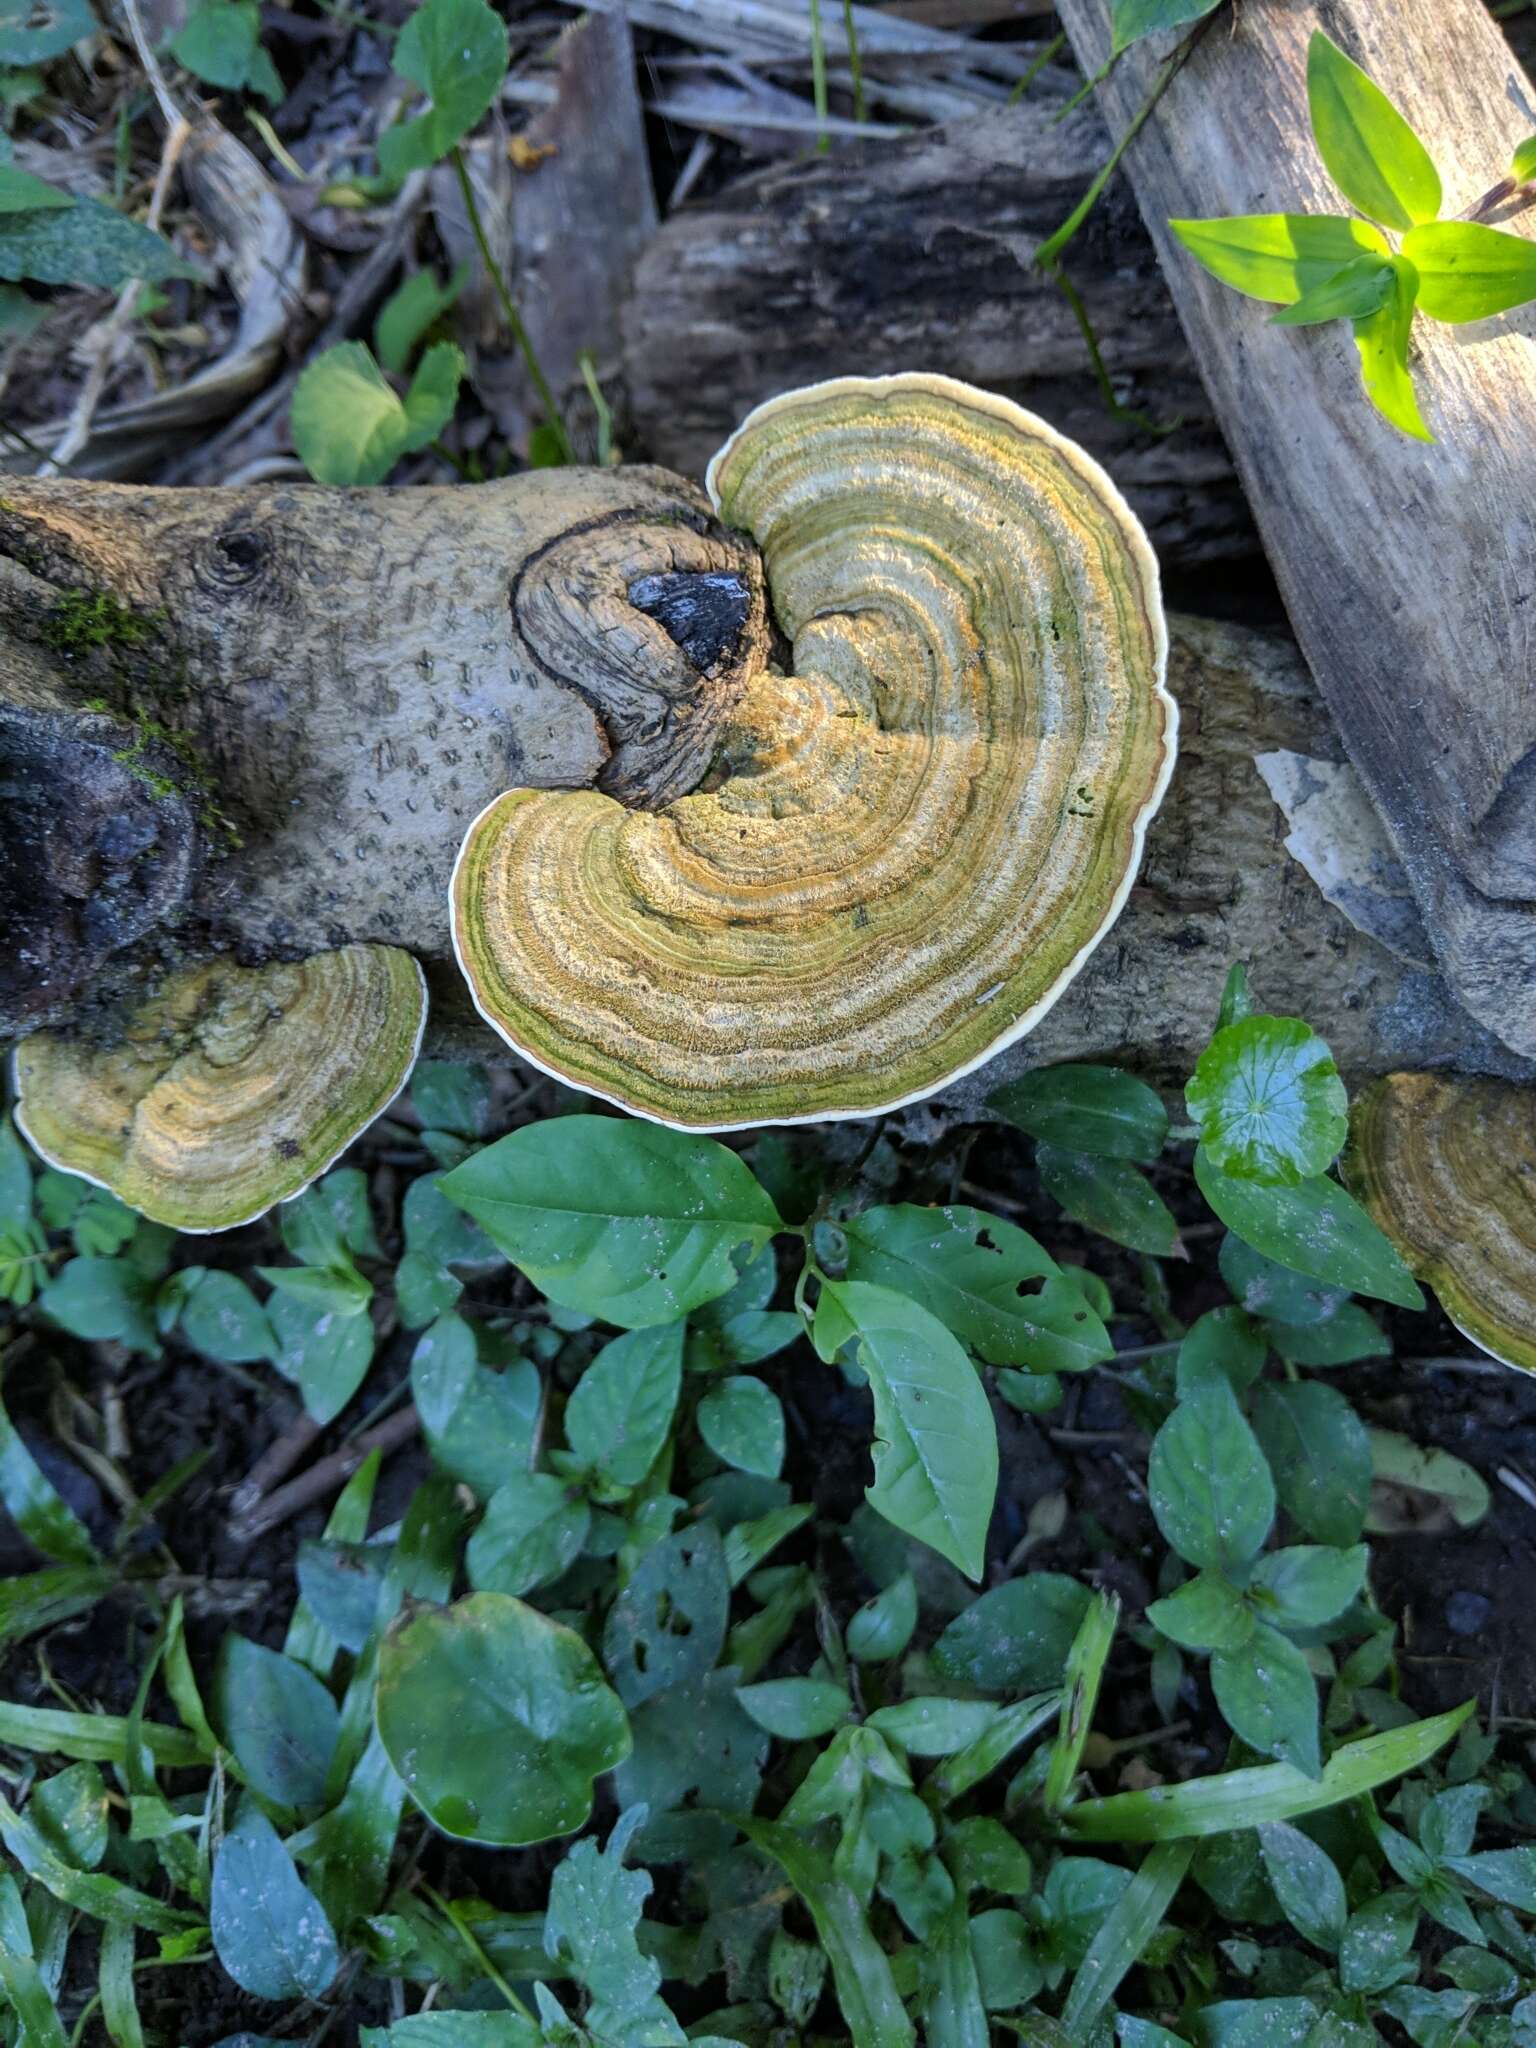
[
  {"x1": 453, "y1": 373, "x2": 1177, "y2": 1129},
  {"x1": 1344, "y1": 1071, "x2": 1536, "y2": 1374},
  {"x1": 14, "y1": 943, "x2": 427, "y2": 1233}
]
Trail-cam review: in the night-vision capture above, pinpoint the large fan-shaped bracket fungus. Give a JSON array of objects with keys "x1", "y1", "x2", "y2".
[{"x1": 453, "y1": 373, "x2": 1177, "y2": 1130}]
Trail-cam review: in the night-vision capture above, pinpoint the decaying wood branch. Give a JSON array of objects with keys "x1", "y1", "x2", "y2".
[
  {"x1": 622, "y1": 91, "x2": 1250, "y2": 567},
  {"x1": 1054, "y1": 0, "x2": 1536, "y2": 1058},
  {"x1": 2, "y1": 468, "x2": 1524, "y2": 1097}
]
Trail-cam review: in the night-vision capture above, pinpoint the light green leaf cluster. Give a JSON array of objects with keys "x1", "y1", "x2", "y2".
[{"x1": 290, "y1": 339, "x2": 467, "y2": 486}]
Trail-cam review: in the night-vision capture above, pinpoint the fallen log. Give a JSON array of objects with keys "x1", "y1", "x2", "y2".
[
  {"x1": 621, "y1": 89, "x2": 1250, "y2": 568},
  {"x1": 2, "y1": 466, "x2": 1523, "y2": 1103},
  {"x1": 1053, "y1": 0, "x2": 1536, "y2": 1060}
]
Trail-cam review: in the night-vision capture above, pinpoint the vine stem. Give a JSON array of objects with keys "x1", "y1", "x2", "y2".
[{"x1": 450, "y1": 145, "x2": 574, "y2": 465}]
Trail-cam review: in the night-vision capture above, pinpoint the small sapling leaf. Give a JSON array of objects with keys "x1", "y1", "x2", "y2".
[{"x1": 1306, "y1": 30, "x2": 1442, "y2": 231}]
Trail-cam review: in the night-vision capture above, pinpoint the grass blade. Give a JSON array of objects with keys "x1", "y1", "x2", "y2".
[{"x1": 1058, "y1": 1839, "x2": 1194, "y2": 2038}]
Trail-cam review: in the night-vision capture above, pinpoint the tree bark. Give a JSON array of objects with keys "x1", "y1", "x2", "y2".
[
  {"x1": 621, "y1": 90, "x2": 1250, "y2": 569},
  {"x1": 3, "y1": 468, "x2": 1523, "y2": 1094},
  {"x1": 1053, "y1": 0, "x2": 1536, "y2": 1059}
]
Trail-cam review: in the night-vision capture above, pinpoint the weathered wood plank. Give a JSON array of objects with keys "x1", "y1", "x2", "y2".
[{"x1": 1054, "y1": 0, "x2": 1536, "y2": 1056}]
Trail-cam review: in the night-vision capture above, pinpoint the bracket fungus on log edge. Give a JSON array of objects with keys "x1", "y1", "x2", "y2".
[
  {"x1": 452, "y1": 374, "x2": 1177, "y2": 1129},
  {"x1": 14, "y1": 943, "x2": 426, "y2": 1233},
  {"x1": 1344, "y1": 1072, "x2": 1536, "y2": 1375}
]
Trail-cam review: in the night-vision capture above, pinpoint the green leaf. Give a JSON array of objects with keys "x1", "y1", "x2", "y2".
[
  {"x1": 1306, "y1": 30, "x2": 1442, "y2": 231},
  {"x1": 259, "y1": 1261, "x2": 371, "y2": 1316},
  {"x1": 440, "y1": 1115, "x2": 783, "y2": 1327},
  {"x1": 820, "y1": 1280, "x2": 997, "y2": 1581},
  {"x1": 1177, "y1": 1306, "x2": 1267, "y2": 1395},
  {"x1": 0, "y1": 0, "x2": 93, "y2": 63},
  {"x1": 1270, "y1": 251, "x2": 1395, "y2": 327},
  {"x1": 1446, "y1": 1847, "x2": 1536, "y2": 1911},
  {"x1": 844, "y1": 1204, "x2": 1111, "y2": 1373},
  {"x1": 376, "y1": 1591, "x2": 630, "y2": 1845},
  {"x1": 1250, "y1": 1543, "x2": 1368, "y2": 1628},
  {"x1": 1251, "y1": 1382, "x2": 1372, "y2": 1546},
  {"x1": 846, "y1": 1570, "x2": 919, "y2": 1662},
  {"x1": 931, "y1": 1691, "x2": 1060, "y2": 1805},
  {"x1": 565, "y1": 1322, "x2": 682, "y2": 1488},
  {"x1": 0, "y1": 1784, "x2": 198, "y2": 1931},
  {"x1": 867, "y1": 1697, "x2": 1000, "y2": 1756},
  {"x1": 737, "y1": 1677, "x2": 853, "y2": 1738},
  {"x1": 465, "y1": 1471, "x2": 590, "y2": 1597},
  {"x1": 0, "y1": 1873, "x2": 65, "y2": 2048},
  {"x1": 1148, "y1": 1377, "x2": 1274, "y2": 1575},
  {"x1": 376, "y1": 263, "x2": 470, "y2": 373},
  {"x1": 0, "y1": 1698, "x2": 203, "y2": 1769},
  {"x1": 1338, "y1": 1886, "x2": 1419, "y2": 1994},
  {"x1": 42, "y1": 1256, "x2": 158, "y2": 1352},
  {"x1": 1059, "y1": 1840, "x2": 1194, "y2": 2039},
  {"x1": 603, "y1": 1524, "x2": 729, "y2": 1704},
  {"x1": 1169, "y1": 213, "x2": 1389, "y2": 304},
  {"x1": 177, "y1": 1268, "x2": 273, "y2": 1364},
  {"x1": 409, "y1": 1058, "x2": 492, "y2": 1138},
  {"x1": 1365, "y1": 1428, "x2": 1489, "y2": 1532},
  {"x1": 544, "y1": 1808, "x2": 661, "y2": 2027},
  {"x1": 1401, "y1": 218, "x2": 1536, "y2": 322},
  {"x1": 1258, "y1": 1819, "x2": 1347, "y2": 1951},
  {"x1": 1037, "y1": 1147, "x2": 1179, "y2": 1255},
  {"x1": 1110, "y1": 0, "x2": 1219, "y2": 53},
  {"x1": 921, "y1": 1893, "x2": 989, "y2": 2048},
  {"x1": 990, "y1": 1064, "x2": 1168, "y2": 1162},
  {"x1": 0, "y1": 1379, "x2": 98, "y2": 1564},
  {"x1": 267, "y1": 1290, "x2": 374, "y2": 1426},
  {"x1": 378, "y1": 0, "x2": 509, "y2": 177},
  {"x1": 943, "y1": 1817, "x2": 1034, "y2": 1895},
  {"x1": 213, "y1": 1634, "x2": 340, "y2": 1809},
  {"x1": 1193, "y1": 1150, "x2": 1424, "y2": 1308},
  {"x1": 1219, "y1": 1234, "x2": 1348, "y2": 1326},
  {"x1": 1186, "y1": 1018, "x2": 1348, "y2": 1184},
  {"x1": 0, "y1": 193, "x2": 196, "y2": 287},
  {"x1": 1063, "y1": 1700, "x2": 1471, "y2": 1840},
  {"x1": 932, "y1": 1573, "x2": 1092, "y2": 1693},
  {"x1": 291, "y1": 342, "x2": 417, "y2": 485},
  {"x1": 1044, "y1": 1591, "x2": 1118, "y2": 1811},
  {"x1": 0, "y1": 163, "x2": 70, "y2": 212},
  {"x1": 741, "y1": 1818, "x2": 916, "y2": 2048},
  {"x1": 1211, "y1": 1623, "x2": 1321, "y2": 1776},
  {"x1": 283, "y1": 1169, "x2": 380, "y2": 1264},
  {"x1": 211, "y1": 1803, "x2": 339, "y2": 1999},
  {"x1": 401, "y1": 339, "x2": 466, "y2": 445},
  {"x1": 170, "y1": 0, "x2": 280, "y2": 100},
  {"x1": 1266, "y1": 1302, "x2": 1388, "y2": 1366},
  {"x1": 1147, "y1": 1570, "x2": 1254, "y2": 1654},
  {"x1": 698, "y1": 1374, "x2": 785, "y2": 1479},
  {"x1": 1353, "y1": 254, "x2": 1431, "y2": 442},
  {"x1": 410, "y1": 1314, "x2": 539, "y2": 1501}
]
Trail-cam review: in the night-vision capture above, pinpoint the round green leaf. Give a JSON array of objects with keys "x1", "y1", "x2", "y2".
[
  {"x1": 697, "y1": 1374, "x2": 785, "y2": 1479},
  {"x1": 736, "y1": 1677, "x2": 854, "y2": 1739},
  {"x1": 376, "y1": 1592, "x2": 630, "y2": 1844},
  {"x1": 1187, "y1": 1016, "x2": 1348, "y2": 1184}
]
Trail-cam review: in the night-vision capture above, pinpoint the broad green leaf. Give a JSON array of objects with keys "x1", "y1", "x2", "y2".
[
  {"x1": 867, "y1": 1697, "x2": 1000, "y2": 1756},
  {"x1": 211, "y1": 1803, "x2": 339, "y2": 1999},
  {"x1": 1177, "y1": 1306, "x2": 1267, "y2": 1395},
  {"x1": 1169, "y1": 213, "x2": 1389, "y2": 304},
  {"x1": 1355, "y1": 255, "x2": 1431, "y2": 442},
  {"x1": 968, "y1": 1906, "x2": 1042, "y2": 2011},
  {"x1": 170, "y1": 0, "x2": 281, "y2": 100},
  {"x1": 409, "y1": 1058, "x2": 492, "y2": 1138},
  {"x1": 565, "y1": 1322, "x2": 682, "y2": 1488},
  {"x1": 1193, "y1": 1150, "x2": 1424, "y2": 1308},
  {"x1": 1267, "y1": 1302, "x2": 1388, "y2": 1366},
  {"x1": 466, "y1": 1471, "x2": 590, "y2": 1596},
  {"x1": 603, "y1": 1524, "x2": 729, "y2": 1704},
  {"x1": 1059, "y1": 1841, "x2": 1194, "y2": 2039},
  {"x1": 1148, "y1": 1377, "x2": 1274, "y2": 1575},
  {"x1": 1250, "y1": 1543, "x2": 1367, "y2": 1628},
  {"x1": 1147, "y1": 1570, "x2": 1254, "y2": 1654},
  {"x1": 990, "y1": 1064, "x2": 1168, "y2": 1162},
  {"x1": 378, "y1": 0, "x2": 509, "y2": 177},
  {"x1": 376, "y1": 263, "x2": 470, "y2": 373},
  {"x1": 400, "y1": 340, "x2": 466, "y2": 446},
  {"x1": 932, "y1": 1573, "x2": 1092, "y2": 1693},
  {"x1": 0, "y1": 194, "x2": 196, "y2": 287},
  {"x1": 614, "y1": 1666, "x2": 767, "y2": 1849},
  {"x1": 1306, "y1": 30, "x2": 1441, "y2": 231},
  {"x1": 846, "y1": 1570, "x2": 919, "y2": 1662},
  {"x1": 267, "y1": 1290, "x2": 374, "y2": 1425},
  {"x1": 922, "y1": 1893, "x2": 989, "y2": 2048},
  {"x1": 177, "y1": 1268, "x2": 273, "y2": 1364},
  {"x1": 295, "y1": 1539, "x2": 386, "y2": 1655},
  {"x1": 1037, "y1": 1147, "x2": 1179, "y2": 1255},
  {"x1": 0, "y1": 1873, "x2": 65, "y2": 2048},
  {"x1": 943, "y1": 1817, "x2": 1034, "y2": 1895},
  {"x1": 291, "y1": 342, "x2": 414, "y2": 486},
  {"x1": 844, "y1": 1204, "x2": 1111, "y2": 1373},
  {"x1": 1338, "y1": 1887, "x2": 1419, "y2": 1994},
  {"x1": 410, "y1": 1313, "x2": 540, "y2": 1500},
  {"x1": 737, "y1": 1676, "x2": 853, "y2": 1738},
  {"x1": 31, "y1": 1760, "x2": 108, "y2": 1868},
  {"x1": 1251, "y1": 1381, "x2": 1372, "y2": 1546},
  {"x1": 1365, "y1": 1428, "x2": 1489, "y2": 1532},
  {"x1": 1186, "y1": 1018, "x2": 1348, "y2": 1183},
  {"x1": 0, "y1": 163, "x2": 70, "y2": 212},
  {"x1": 377, "y1": 1592, "x2": 630, "y2": 1845},
  {"x1": 1211, "y1": 1623, "x2": 1321, "y2": 1776},
  {"x1": 282, "y1": 1169, "x2": 380, "y2": 1264},
  {"x1": 698, "y1": 1374, "x2": 784, "y2": 1479},
  {"x1": 1063, "y1": 1701, "x2": 1471, "y2": 1840},
  {"x1": 1402, "y1": 218, "x2": 1536, "y2": 322},
  {"x1": 1110, "y1": 0, "x2": 1219, "y2": 54},
  {"x1": 820, "y1": 1280, "x2": 997, "y2": 1580},
  {"x1": 213, "y1": 1634, "x2": 340, "y2": 1809},
  {"x1": 741, "y1": 1818, "x2": 916, "y2": 2048},
  {"x1": 544, "y1": 1808, "x2": 660, "y2": 2028},
  {"x1": 0, "y1": 1380, "x2": 98, "y2": 1565},
  {"x1": 0, "y1": 0, "x2": 94, "y2": 63},
  {"x1": 1271, "y1": 251, "x2": 1394, "y2": 326},
  {"x1": 1446, "y1": 1847, "x2": 1536, "y2": 1911},
  {"x1": 1258, "y1": 1820, "x2": 1348, "y2": 1951},
  {"x1": 1219, "y1": 1233, "x2": 1350, "y2": 1325},
  {"x1": 439, "y1": 1115, "x2": 783, "y2": 1327},
  {"x1": 41, "y1": 1256, "x2": 158, "y2": 1352},
  {"x1": 259, "y1": 1261, "x2": 371, "y2": 1316}
]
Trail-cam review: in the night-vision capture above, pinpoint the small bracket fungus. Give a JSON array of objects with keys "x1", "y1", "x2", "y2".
[
  {"x1": 1345, "y1": 1072, "x2": 1536, "y2": 1374},
  {"x1": 453, "y1": 374, "x2": 1176, "y2": 1128},
  {"x1": 14, "y1": 944, "x2": 427, "y2": 1232}
]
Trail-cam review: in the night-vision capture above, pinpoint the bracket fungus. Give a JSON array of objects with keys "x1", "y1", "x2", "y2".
[
  {"x1": 14, "y1": 944, "x2": 427, "y2": 1233},
  {"x1": 1345, "y1": 1072, "x2": 1536, "y2": 1373},
  {"x1": 452, "y1": 373, "x2": 1176, "y2": 1128}
]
